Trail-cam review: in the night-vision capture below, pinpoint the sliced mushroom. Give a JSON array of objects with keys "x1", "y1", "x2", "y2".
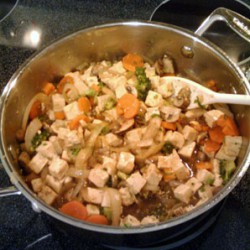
[
  {"x1": 142, "y1": 117, "x2": 162, "y2": 140},
  {"x1": 115, "y1": 119, "x2": 135, "y2": 134},
  {"x1": 160, "y1": 106, "x2": 181, "y2": 122},
  {"x1": 173, "y1": 87, "x2": 191, "y2": 109},
  {"x1": 154, "y1": 55, "x2": 175, "y2": 76}
]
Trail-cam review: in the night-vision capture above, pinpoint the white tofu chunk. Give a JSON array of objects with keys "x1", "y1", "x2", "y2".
[
  {"x1": 198, "y1": 185, "x2": 213, "y2": 200},
  {"x1": 45, "y1": 175, "x2": 64, "y2": 193},
  {"x1": 182, "y1": 125, "x2": 198, "y2": 141},
  {"x1": 216, "y1": 136, "x2": 242, "y2": 161},
  {"x1": 149, "y1": 75, "x2": 160, "y2": 89},
  {"x1": 31, "y1": 178, "x2": 43, "y2": 193},
  {"x1": 61, "y1": 150, "x2": 71, "y2": 162},
  {"x1": 141, "y1": 216, "x2": 159, "y2": 225},
  {"x1": 115, "y1": 85, "x2": 128, "y2": 99},
  {"x1": 105, "y1": 133, "x2": 123, "y2": 147},
  {"x1": 125, "y1": 128, "x2": 143, "y2": 144},
  {"x1": 67, "y1": 71, "x2": 88, "y2": 95},
  {"x1": 48, "y1": 157, "x2": 69, "y2": 179},
  {"x1": 203, "y1": 110, "x2": 224, "y2": 128},
  {"x1": 86, "y1": 204, "x2": 100, "y2": 215},
  {"x1": 117, "y1": 152, "x2": 135, "y2": 174},
  {"x1": 164, "y1": 131, "x2": 185, "y2": 148},
  {"x1": 157, "y1": 79, "x2": 173, "y2": 98},
  {"x1": 38, "y1": 185, "x2": 57, "y2": 205},
  {"x1": 84, "y1": 76, "x2": 99, "y2": 87},
  {"x1": 82, "y1": 187, "x2": 104, "y2": 205},
  {"x1": 102, "y1": 156, "x2": 117, "y2": 175},
  {"x1": 36, "y1": 141, "x2": 57, "y2": 159},
  {"x1": 173, "y1": 184, "x2": 193, "y2": 204},
  {"x1": 28, "y1": 153, "x2": 48, "y2": 174},
  {"x1": 145, "y1": 63, "x2": 156, "y2": 78},
  {"x1": 119, "y1": 187, "x2": 135, "y2": 206},
  {"x1": 185, "y1": 109, "x2": 206, "y2": 119},
  {"x1": 178, "y1": 141, "x2": 196, "y2": 158},
  {"x1": 145, "y1": 90, "x2": 163, "y2": 107},
  {"x1": 196, "y1": 169, "x2": 215, "y2": 184},
  {"x1": 145, "y1": 107, "x2": 160, "y2": 122},
  {"x1": 52, "y1": 93, "x2": 65, "y2": 112},
  {"x1": 120, "y1": 215, "x2": 140, "y2": 227},
  {"x1": 185, "y1": 177, "x2": 202, "y2": 193},
  {"x1": 58, "y1": 128, "x2": 83, "y2": 147},
  {"x1": 126, "y1": 172, "x2": 146, "y2": 194},
  {"x1": 160, "y1": 106, "x2": 181, "y2": 122},
  {"x1": 101, "y1": 190, "x2": 111, "y2": 207},
  {"x1": 49, "y1": 136, "x2": 63, "y2": 155},
  {"x1": 103, "y1": 75, "x2": 127, "y2": 91},
  {"x1": 63, "y1": 101, "x2": 81, "y2": 120},
  {"x1": 109, "y1": 61, "x2": 126, "y2": 74},
  {"x1": 97, "y1": 94, "x2": 113, "y2": 112},
  {"x1": 88, "y1": 168, "x2": 109, "y2": 188},
  {"x1": 143, "y1": 164, "x2": 163, "y2": 191},
  {"x1": 103, "y1": 108, "x2": 118, "y2": 122},
  {"x1": 50, "y1": 120, "x2": 67, "y2": 134}
]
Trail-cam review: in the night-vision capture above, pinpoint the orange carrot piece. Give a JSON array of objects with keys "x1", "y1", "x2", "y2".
[
  {"x1": 42, "y1": 82, "x2": 55, "y2": 95},
  {"x1": 208, "y1": 126, "x2": 224, "y2": 143},
  {"x1": 122, "y1": 53, "x2": 144, "y2": 72},
  {"x1": 116, "y1": 93, "x2": 140, "y2": 119},
  {"x1": 91, "y1": 84, "x2": 101, "y2": 93},
  {"x1": 29, "y1": 100, "x2": 42, "y2": 120},
  {"x1": 60, "y1": 201, "x2": 88, "y2": 221},
  {"x1": 204, "y1": 139, "x2": 221, "y2": 153},
  {"x1": 57, "y1": 75, "x2": 74, "y2": 93},
  {"x1": 54, "y1": 111, "x2": 65, "y2": 120},
  {"x1": 85, "y1": 214, "x2": 109, "y2": 225},
  {"x1": 216, "y1": 115, "x2": 239, "y2": 136},
  {"x1": 78, "y1": 96, "x2": 91, "y2": 112},
  {"x1": 191, "y1": 123, "x2": 209, "y2": 132},
  {"x1": 196, "y1": 161, "x2": 213, "y2": 170},
  {"x1": 206, "y1": 80, "x2": 217, "y2": 92},
  {"x1": 68, "y1": 115, "x2": 90, "y2": 130},
  {"x1": 161, "y1": 121, "x2": 177, "y2": 131},
  {"x1": 163, "y1": 174, "x2": 176, "y2": 182}
]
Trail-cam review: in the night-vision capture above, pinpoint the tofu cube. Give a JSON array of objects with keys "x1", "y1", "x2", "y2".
[
  {"x1": 149, "y1": 76, "x2": 160, "y2": 89},
  {"x1": 157, "y1": 79, "x2": 173, "y2": 98},
  {"x1": 119, "y1": 187, "x2": 135, "y2": 206},
  {"x1": 198, "y1": 185, "x2": 213, "y2": 200},
  {"x1": 164, "y1": 131, "x2": 185, "y2": 149},
  {"x1": 178, "y1": 141, "x2": 196, "y2": 158},
  {"x1": 86, "y1": 204, "x2": 100, "y2": 215},
  {"x1": 28, "y1": 153, "x2": 48, "y2": 174},
  {"x1": 109, "y1": 61, "x2": 126, "y2": 74},
  {"x1": 173, "y1": 184, "x2": 193, "y2": 203},
  {"x1": 203, "y1": 110, "x2": 224, "y2": 128},
  {"x1": 145, "y1": 90, "x2": 163, "y2": 107},
  {"x1": 145, "y1": 63, "x2": 156, "y2": 78},
  {"x1": 120, "y1": 215, "x2": 140, "y2": 227},
  {"x1": 63, "y1": 101, "x2": 81, "y2": 120},
  {"x1": 36, "y1": 141, "x2": 57, "y2": 159},
  {"x1": 182, "y1": 125, "x2": 198, "y2": 141},
  {"x1": 185, "y1": 108, "x2": 205, "y2": 119},
  {"x1": 97, "y1": 95, "x2": 113, "y2": 112},
  {"x1": 31, "y1": 178, "x2": 43, "y2": 193},
  {"x1": 48, "y1": 157, "x2": 69, "y2": 179},
  {"x1": 101, "y1": 190, "x2": 111, "y2": 207},
  {"x1": 82, "y1": 187, "x2": 104, "y2": 205},
  {"x1": 38, "y1": 185, "x2": 57, "y2": 205},
  {"x1": 145, "y1": 107, "x2": 160, "y2": 122},
  {"x1": 143, "y1": 164, "x2": 163, "y2": 191},
  {"x1": 52, "y1": 93, "x2": 65, "y2": 112},
  {"x1": 141, "y1": 216, "x2": 159, "y2": 225},
  {"x1": 196, "y1": 169, "x2": 215, "y2": 184},
  {"x1": 58, "y1": 128, "x2": 83, "y2": 148},
  {"x1": 115, "y1": 85, "x2": 128, "y2": 99},
  {"x1": 88, "y1": 168, "x2": 109, "y2": 188},
  {"x1": 49, "y1": 136, "x2": 63, "y2": 155},
  {"x1": 50, "y1": 120, "x2": 67, "y2": 134},
  {"x1": 105, "y1": 133, "x2": 123, "y2": 147},
  {"x1": 103, "y1": 108, "x2": 118, "y2": 122},
  {"x1": 102, "y1": 156, "x2": 117, "y2": 175},
  {"x1": 68, "y1": 72, "x2": 88, "y2": 95},
  {"x1": 185, "y1": 177, "x2": 202, "y2": 193},
  {"x1": 117, "y1": 152, "x2": 135, "y2": 174},
  {"x1": 126, "y1": 172, "x2": 146, "y2": 194},
  {"x1": 84, "y1": 76, "x2": 99, "y2": 87},
  {"x1": 160, "y1": 106, "x2": 181, "y2": 122},
  {"x1": 45, "y1": 175, "x2": 64, "y2": 193},
  {"x1": 125, "y1": 128, "x2": 143, "y2": 144}
]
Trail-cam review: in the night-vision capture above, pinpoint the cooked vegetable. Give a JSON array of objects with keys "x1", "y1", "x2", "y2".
[{"x1": 16, "y1": 53, "x2": 242, "y2": 227}]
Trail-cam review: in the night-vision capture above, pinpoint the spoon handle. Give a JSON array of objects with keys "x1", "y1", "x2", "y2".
[{"x1": 213, "y1": 92, "x2": 250, "y2": 105}]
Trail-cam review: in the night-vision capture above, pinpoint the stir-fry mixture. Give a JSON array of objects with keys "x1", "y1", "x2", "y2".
[{"x1": 16, "y1": 53, "x2": 242, "y2": 227}]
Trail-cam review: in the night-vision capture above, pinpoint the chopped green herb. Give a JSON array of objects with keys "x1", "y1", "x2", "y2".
[
  {"x1": 161, "y1": 141, "x2": 174, "y2": 154},
  {"x1": 104, "y1": 98, "x2": 116, "y2": 110},
  {"x1": 124, "y1": 223, "x2": 131, "y2": 228},
  {"x1": 70, "y1": 147, "x2": 81, "y2": 156},
  {"x1": 206, "y1": 178, "x2": 215, "y2": 185},
  {"x1": 101, "y1": 207, "x2": 112, "y2": 222},
  {"x1": 220, "y1": 160, "x2": 236, "y2": 184},
  {"x1": 85, "y1": 89, "x2": 97, "y2": 97},
  {"x1": 101, "y1": 126, "x2": 110, "y2": 135},
  {"x1": 98, "y1": 82, "x2": 105, "y2": 89},
  {"x1": 135, "y1": 67, "x2": 151, "y2": 101},
  {"x1": 194, "y1": 97, "x2": 205, "y2": 109},
  {"x1": 200, "y1": 186, "x2": 205, "y2": 192},
  {"x1": 117, "y1": 171, "x2": 128, "y2": 180},
  {"x1": 31, "y1": 129, "x2": 50, "y2": 149},
  {"x1": 151, "y1": 114, "x2": 161, "y2": 118}
]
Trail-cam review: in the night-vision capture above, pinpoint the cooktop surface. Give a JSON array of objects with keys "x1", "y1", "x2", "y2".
[{"x1": 0, "y1": 1, "x2": 249, "y2": 250}]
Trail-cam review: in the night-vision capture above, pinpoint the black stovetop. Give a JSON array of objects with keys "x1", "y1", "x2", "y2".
[{"x1": 0, "y1": 1, "x2": 249, "y2": 250}]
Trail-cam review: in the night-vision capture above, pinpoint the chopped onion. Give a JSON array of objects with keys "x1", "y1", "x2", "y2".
[
  {"x1": 62, "y1": 83, "x2": 79, "y2": 103},
  {"x1": 142, "y1": 117, "x2": 161, "y2": 140},
  {"x1": 71, "y1": 178, "x2": 84, "y2": 198},
  {"x1": 24, "y1": 117, "x2": 43, "y2": 152},
  {"x1": 22, "y1": 93, "x2": 50, "y2": 130},
  {"x1": 107, "y1": 188, "x2": 122, "y2": 226},
  {"x1": 75, "y1": 124, "x2": 106, "y2": 169},
  {"x1": 67, "y1": 168, "x2": 89, "y2": 179}
]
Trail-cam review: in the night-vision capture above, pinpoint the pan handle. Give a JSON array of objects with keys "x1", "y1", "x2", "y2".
[
  {"x1": 0, "y1": 163, "x2": 21, "y2": 197},
  {"x1": 195, "y1": 7, "x2": 250, "y2": 73}
]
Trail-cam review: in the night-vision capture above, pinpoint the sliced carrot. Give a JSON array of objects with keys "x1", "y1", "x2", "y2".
[
  {"x1": 206, "y1": 80, "x2": 217, "y2": 92},
  {"x1": 86, "y1": 214, "x2": 109, "y2": 225},
  {"x1": 196, "y1": 161, "x2": 213, "y2": 170},
  {"x1": 42, "y1": 82, "x2": 55, "y2": 95},
  {"x1": 91, "y1": 84, "x2": 101, "y2": 93},
  {"x1": 191, "y1": 122, "x2": 209, "y2": 132},
  {"x1": 54, "y1": 111, "x2": 65, "y2": 120},
  {"x1": 216, "y1": 115, "x2": 227, "y2": 127},
  {"x1": 78, "y1": 96, "x2": 91, "y2": 112},
  {"x1": 216, "y1": 115, "x2": 239, "y2": 136},
  {"x1": 29, "y1": 100, "x2": 42, "y2": 120},
  {"x1": 208, "y1": 126, "x2": 224, "y2": 144},
  {"x1": 161, "y1": 121, "x2": 177, "y2": 131},
  {"x1": 116, "y1": 93, "x2": 140, "y2": 119},
  {"x1": 60, "y1": 201, "x2": 88, "y2": 221},
  {"x1": 122, "y1": 53, "x2": 144, "y2": 72},
  {"x1": 204, "y1": 139, "x2": 221, "y2": 153},
  {"x1": 57, "y1": 75, "x2": 74, "y2": 93},
  {"x1": 163, "y1": 174, "x2": 176, "y2": 182},
  {"x1": 68, "y1": 115, "x2": 90, "y2": 130}
]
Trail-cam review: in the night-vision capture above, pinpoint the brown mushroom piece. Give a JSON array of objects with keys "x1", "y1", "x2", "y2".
[
  {"x1": 115, "y1": 119, "x2": 135, "y2": 134},
  {"x1": 154, "y1": 55, "x2": 175, "y2": 76},
  {"x1": 173, "y1": 87, "x2": 191, "y2": 109}
]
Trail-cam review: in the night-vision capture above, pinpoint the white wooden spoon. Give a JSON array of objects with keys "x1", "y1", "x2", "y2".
[{"x1": 161, "y1": 76, "x2": 250, "y2": 109}]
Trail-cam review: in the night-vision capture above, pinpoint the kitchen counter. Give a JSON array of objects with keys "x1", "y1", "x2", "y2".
[{"x1": 0, "y1": 1, "x2": 249, "y2": 250}]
